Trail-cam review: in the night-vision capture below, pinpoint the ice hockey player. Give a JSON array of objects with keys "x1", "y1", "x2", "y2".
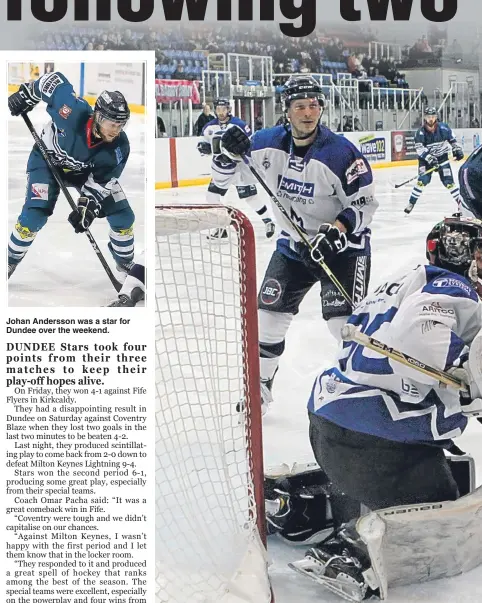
[
  {"x1": 458, "y1": 144, "x2": 482, "y2": 219},
  {"x1": 107, "y1": 252, "x2": 144, "y2": 307},
  {"x1": 197, "y1": 98, "x2": 275, "y2": 239},
  {"x1": 7, "y1": 72, "x2": 134, "y2": 279},
  {"x1": 273, "y1": 215, "x2": 482, "y2": 601},
  {"x1": 404, "y1": 107, "x2": 465, "y2": 215},
  {"x1": 220, "y1": 75, "x2": 378, "y2": 411}
]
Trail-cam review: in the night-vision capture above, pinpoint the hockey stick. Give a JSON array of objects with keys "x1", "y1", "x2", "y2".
[
  {"x1": 241, "y1": 156, "x2": 353, "y2": 307},
  {"x1": 21, "y1": 114, "x2": 122, "y2": 293},
  {"x1": 394, "y1": 165, "x2": 438, "y2": 189},
  {"x1": 341, "y1": 323, "x2": 468, "y2": 391}
]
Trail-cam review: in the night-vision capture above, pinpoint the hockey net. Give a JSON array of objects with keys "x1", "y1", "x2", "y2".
[{"x1": 155, "y1": 205, "x2": 272, "y2": 603}]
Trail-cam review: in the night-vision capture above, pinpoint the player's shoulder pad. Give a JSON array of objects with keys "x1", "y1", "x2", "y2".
[
  {"x1": 229, "y1": 116, "x2": 251, "y2": 133},
  {"x1": 251, "y1": 125, "x2": 290, "y2": 153},
  {"x1": 314, "y1": 127, "x2": 372, "y2": 183},
  {"x1": 423, "y1": 265, "x2": 479, "y2": 302},
  {"x1": 202, "y1": 118, "x2": 219, "y2": 135}
]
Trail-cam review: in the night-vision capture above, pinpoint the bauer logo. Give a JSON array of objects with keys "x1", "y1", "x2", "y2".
[
  {"x1": 277, "y1": 175, "x2": 314, "y2": 198},
  {"x1": 260, "y1": 278, "x2": 282, "y2": 306},
  {"x1": 31, "y1": 183, "x2": 49, "y2": 200},
  {"x1": 359, "y1": 136, "x2": 386, "y2": 162}
]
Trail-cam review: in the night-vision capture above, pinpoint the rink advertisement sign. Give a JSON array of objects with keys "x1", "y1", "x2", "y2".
[
  {"x1": 155, "y1": 79, "x2": 200, "y2": 104},
  {"x1": 358, "y1": 134, "x2": 386, "y2": 163},
  {"x1": 391, "y1": 130, "x2": 418, "y2": 162}
]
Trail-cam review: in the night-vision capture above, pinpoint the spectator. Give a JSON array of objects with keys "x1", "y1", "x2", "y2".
[
  {"x1": 354, "y1": 116, "x2": 364, "y2": 131},
  {"x1": 194, "y1": 104, "x2": 215, "y2": 136}
]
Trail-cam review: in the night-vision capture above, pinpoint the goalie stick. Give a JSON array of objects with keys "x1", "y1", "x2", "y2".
[
  {"x1": 341, "y1": 323, "x2": 468, "y2": 391},
  {"x1": 21, "y1": 114, "x2": 122, "y2": 293},
  {"x1": 242, "y1": 156, "x2": 353, "y2": 307},
  {"x1": 393, "y1": 165, "x2": 438, "y2": 189}
]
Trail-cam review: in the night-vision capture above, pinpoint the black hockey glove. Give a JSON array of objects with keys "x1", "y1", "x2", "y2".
[
  {"x1": 423, "y1": 153, "x2": 439, "y2": 168},
  {"x1": 8, "y1": 83, "x2": 40, "y2": 116},
  {"x1": 452, "y1": 145, "x2": 464, "y2": 161},
  {"x1": 220, "y1": 125, "x2": 250, "y2": 160},
  {"x1": 197, "y1": 141, "x2": 211, "y2": 156},
  {"x1": 68, "y1": 196, "x2": 102, "y2": 233},
  {"x1": 309, "y1": 223, "x2": 348, "y2": 264}
]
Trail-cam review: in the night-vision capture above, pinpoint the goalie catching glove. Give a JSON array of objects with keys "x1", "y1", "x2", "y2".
[
  {"x1": 220, "y1": 125, "x2": 251, "y2": 161},
  {"x1": 68, "y1": 196, "x2": 102, "y2": 233},
  {"x1": 8, "y1": 83, "x2": 40, "y2": 116}
]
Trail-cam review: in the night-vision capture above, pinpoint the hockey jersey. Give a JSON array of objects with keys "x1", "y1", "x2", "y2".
[
  {"x1": 415, "y1": 122, "x2": 459, "y2": 163},
  {"x1": 249, "y1": 125, "x2": 378, "y2": 257},
  {"x1": 202, "y1": 115, "x2": 251, "y2": 173},
  {"x1": 26, "y1": 72, "x2": 130, "y2": 204},
  {"x1": 459, "y1": 145, "x2": 482, "y2": 219},
  {"x1": 308, "y1": 265, "x2": 482, "y2": 446}
]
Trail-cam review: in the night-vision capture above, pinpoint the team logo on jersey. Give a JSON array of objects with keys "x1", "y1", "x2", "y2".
[
  {"x1": 288, "y1": 155, "x2": 305, "y2": 172},
  {"x1": 345, "y1": 158, "x2": 369, "y2": 185},
  {"x1": 432, "y1": 277, "x2": 474, "y2": 296},
  {"x1": 31, "y1": 183, "x2": 49, "y2": 200},
  {"x1": 260, "y1": 278, "x2": 282, "y2": 306},
  {"x1": 58, "y1": 104, "x2": 72, "y2": 119},
  {"x1": 115, "y1": 147, "x2": 124, "y2": 165},
  {"x1": 262, "y1": 157, "x2": 271, "y2": 170},
  {"x1": 277, "y1": 175, "x2": 314, "y2": 200},
  {"x1": 325, "y1": 373, "x2": 339, "y2": 394}
]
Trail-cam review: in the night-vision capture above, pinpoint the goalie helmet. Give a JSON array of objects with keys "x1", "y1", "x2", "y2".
[
  {"x1": 282, "y1": 76, "x2": 325, "y2": 109},
  {"x1": 426, "y1": 216, "x2": 482, "y2": 296},
  {"x1": 94, "y1": 90, "x2": 130, "y2": 125}
]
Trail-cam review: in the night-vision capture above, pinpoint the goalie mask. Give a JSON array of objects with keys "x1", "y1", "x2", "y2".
[{"x1": 426, "y1": 216, "x2": 482, "y2": 297}]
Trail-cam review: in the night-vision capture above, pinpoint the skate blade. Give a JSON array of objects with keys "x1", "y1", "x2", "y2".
[{"x1": 288, "y1": 559, "x2": 366, "y2": 603}]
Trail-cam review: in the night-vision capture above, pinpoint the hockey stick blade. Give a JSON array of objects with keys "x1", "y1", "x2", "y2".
[
  {"x1": 241, "y1": 155, "x2": 353, "y2": 307},
  {"x1": 21, "y1": 114, "x2": 122, "y2": 293},
  {"x1": 341, "y1": 324, "x2": 467, "y2": 391},
  {"x1": 394, "y1": 165, "x2": 438, "y2": 189}
]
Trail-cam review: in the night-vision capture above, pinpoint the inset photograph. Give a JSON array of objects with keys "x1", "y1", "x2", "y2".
[{"x1": 7, "y1": 53, "x2": 152, "y2": 306}]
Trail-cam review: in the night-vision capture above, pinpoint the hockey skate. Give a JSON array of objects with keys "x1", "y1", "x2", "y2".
[
  {"x1": 235, "y1": 377, "x2": 273, "y2": 416},
  {"x1": 404, "y1": 203, "x2": 415, "y2": 215},
  {"x1": 289, "y1": 526, "x2": 379, "y2": 603},
  {"x1": 107, "y1": 287, "x2": 144, "y2": 308},
  {"x1": 206, "y1": 227, "x2": 228, "y2": 240},
  {"x1": 107, "y1": 242, "x2": 135, "y2": 276}
]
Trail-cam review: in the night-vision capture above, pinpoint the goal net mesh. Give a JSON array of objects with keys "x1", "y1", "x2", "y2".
[{"x1": 155, "y1": 205, "x2": 271, "y2": 603}]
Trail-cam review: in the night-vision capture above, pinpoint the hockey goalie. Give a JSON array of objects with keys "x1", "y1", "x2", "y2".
[{"x1": 265, "y1": 215, "x2": 482, "y2": 601}]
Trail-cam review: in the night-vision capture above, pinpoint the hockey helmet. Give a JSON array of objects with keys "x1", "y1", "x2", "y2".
[
  {"x1": 426, "y1": 215, "x2": 482, "y2": 295},
  {"x1": 214, "y1": 98, "x2": 231, "y2": 109},
  {"x1": 282, "y1": 76, "x2": 325, "y2": 109},
  {"x1": 95, "y1": 90, "x2": 130, "y2": 125},
  {"x1": 425, "y1": 107, "x2": 438, "y2": 117}
]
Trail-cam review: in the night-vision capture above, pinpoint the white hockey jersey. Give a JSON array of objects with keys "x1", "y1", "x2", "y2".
[
  {"x1": 308, "y1": 265, "x2": 482, "y2": 445},
  {"x1": 250, "y1": 125, "x2": 378, "y2": 257},
  {"x1": 202, "y1": 115, "x2": 251, "y2": 174}
]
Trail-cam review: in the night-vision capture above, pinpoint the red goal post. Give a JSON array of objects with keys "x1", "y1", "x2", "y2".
[{"x1": 155, "y1": 204, "x2": 273, "y2": 602}]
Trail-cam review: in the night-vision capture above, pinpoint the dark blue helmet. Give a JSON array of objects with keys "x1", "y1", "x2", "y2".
[
  {"x1": 95, "y1": 90, "x2": 130, "y2": 125},
  {"x1": 214, "y1": 98, "x2": 231, "y2": 109},
  {"x1": 424, "y1": 107, "x2": 438, "y2": 117},
  {"x1": 282, "y1": 76, "x2": 325, "y2": 109}
]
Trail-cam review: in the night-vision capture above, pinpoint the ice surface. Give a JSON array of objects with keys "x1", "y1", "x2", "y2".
[
  {"x1": 7, "y1": 106, "x2": 146, "y2": 307},
  {"x1": 156, "y1": 162, "x2": 482, "y2": 602}
]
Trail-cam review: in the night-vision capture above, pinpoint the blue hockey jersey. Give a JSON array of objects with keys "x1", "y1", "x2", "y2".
[
  {"x1": 26, "y1": 72, "x2": 130, "y2": 204},
  {"x1": 415, "y1": 122, "x2": 459, "y2": 162},
  {"x1": 249, "y1": 124, "x2": 378, "y2": 257},
  {"x1": 459, "y1": 145, "x2": 482, "y2": 219},
  {"x1": 308, "y1": 265, "x2": 482, "y2": 446}
]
